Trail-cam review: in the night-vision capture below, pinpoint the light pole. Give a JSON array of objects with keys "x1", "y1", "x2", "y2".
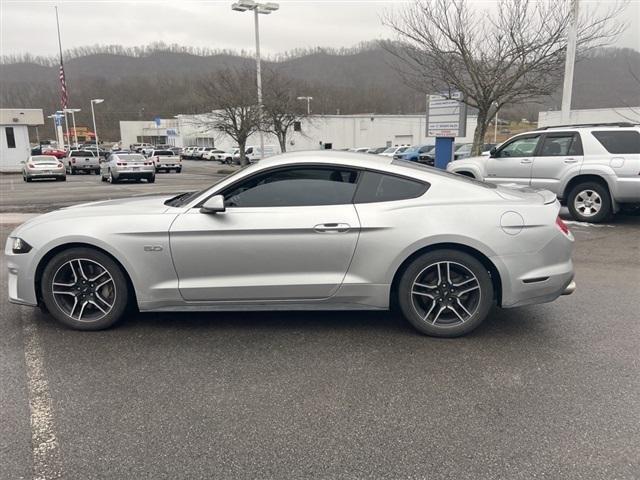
[
  {"x1": 90, "y1": 99, "x2": 104, "y2": 155},
  {"x1": 231, "y1": 0, "x2": 279, "y2": 160},
  {"x1": 561, "y1": 0, "x2": 579, "y2": 124},
  {"x1": 47, "y1": 114, "x2": 60, "y2": 147},
  {"x1": 297, "y1": 96, "x2": 313, "y2": 115},
  {"x1": 493, "y1": 102, "x2": 499, "y2": 144},
  {"x1": 64, "y1": 108, "x2": 81, "y2": 147}
]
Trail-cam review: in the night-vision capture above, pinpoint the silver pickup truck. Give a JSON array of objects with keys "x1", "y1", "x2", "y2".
[
  {"x1": 446, "y1": 124, "x2": 640, "y2": 222},
  {"x1": 148, "y1": 149, "x2": 182, "y2": 173},
  {"x1": 65, "y1": 150, "x2": 100, "y2": 175}
]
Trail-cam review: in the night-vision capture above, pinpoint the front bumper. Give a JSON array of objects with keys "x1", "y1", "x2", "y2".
[{"x1": 5, "y1": 238, "x2": 38, "y2": 307}]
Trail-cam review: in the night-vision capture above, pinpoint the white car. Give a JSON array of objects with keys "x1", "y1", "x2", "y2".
[
  {"x1": 100, "y1": 152, "x2": 155, "y2": 183},
  {"x1": 148, "y1": 150, "x2": 182, "y2": 173},
  {"x1": 379, "y1": 146, "x2": 409, "y2": 157},
  {"x1": 234, "y1": 145, "x2": 279, "y2": 164},
  {"x1": 202, "y1": 149, "x2": 225, "y2": 161},
  {"x1": 348, "y1": 147, "x2": 371, "y2": 153},
  {"x1": 22, "y1": 155, "x2": 66, "y2": 182},
  {"x1": 131, "y1": 143, "x2": 153, "y2": 153}
]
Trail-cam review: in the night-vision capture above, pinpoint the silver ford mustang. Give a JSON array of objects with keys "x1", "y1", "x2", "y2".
[{"x1": 5, "y1": 152, "x2": 575, "y2": 337}]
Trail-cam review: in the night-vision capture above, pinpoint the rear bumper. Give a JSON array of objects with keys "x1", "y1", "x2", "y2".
[
  {"x1": 494, "y1": 232, "x2": 575, "y2": 308},
  {"x1": 25, "y1": 171, "x2": 65, "y2": 178}
]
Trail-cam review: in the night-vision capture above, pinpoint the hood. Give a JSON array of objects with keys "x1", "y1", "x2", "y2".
[
  {"x1": 14, "y1": 194, "x2": 176, "y2": 233},
  {"x1": 495, "y1": 184, "x2": 557, "y2": 204}
]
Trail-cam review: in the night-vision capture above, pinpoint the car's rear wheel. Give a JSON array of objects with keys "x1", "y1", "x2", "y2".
[
  {"x1": 109, "y1": 170, "x2": 118, "y2": 184},
  {"x1": 397, "y1": 249, "x2": 494, "y2": 337},
  {"x1": 567, "y1": 181, "x2": 612, "y2": 223},
  {"x1": 147, "y1": 175, "x2": 155, "y2": 183},
  {"x1": 40, "y1": 248, "x2": 130, "y2": 330}
]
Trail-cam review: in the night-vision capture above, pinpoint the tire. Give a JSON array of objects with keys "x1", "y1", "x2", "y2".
[
  {"x1": 397, "y1": 249, "x2": 494, "y2": 337},
  {"x1": 94, "y1": 169, "x2": 100, "y2": 175},
  {"x1": 25, "y1": 176, "x2": 32, "y2": 183},
  {"x1": 40, "y1": 247, "x2": 130, "y2": 330},
  {"x1": 109, "y1": 170, "x2": 118, "y2": 184},
  {"x1": 567, "y1": 181, "x2": 612, "y2": 223},
  {"x1": 147, "y1": 175, "x2": 155, "y2": 183},
  {"x1": 176, "y1": 168, "x2": 182, "y2": 173}
]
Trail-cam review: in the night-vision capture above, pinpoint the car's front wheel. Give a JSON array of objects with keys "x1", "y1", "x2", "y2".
[
  {"x1": 40, "y1": 247, "x2": 130, "y2": 330},
  {"x1": 397, "y1": 249, "x2": 494, "y2": 337},
  {"x1": 567, "y1": 181, "x2": 612, "y2": 223}
]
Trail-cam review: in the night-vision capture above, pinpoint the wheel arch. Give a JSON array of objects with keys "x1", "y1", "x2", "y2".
[
  {"x1": 562, "y1": 174, "x2": 611, "y2": 201},
  {"x1": 389, "y1": 242, "x2": 503, "y2": 309},
  {"x1": 34, "y1": 242, "x2": 138, "y2": 308}
]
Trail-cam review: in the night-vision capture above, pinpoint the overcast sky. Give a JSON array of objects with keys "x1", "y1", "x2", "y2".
[{"x1": 1, "y1": 0, "x2": 638, "y2": 58}]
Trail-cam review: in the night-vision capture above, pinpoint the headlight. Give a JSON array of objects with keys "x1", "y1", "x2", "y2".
[{"x1": 11, "y1": 237, "x2": 32, "y2": 254}]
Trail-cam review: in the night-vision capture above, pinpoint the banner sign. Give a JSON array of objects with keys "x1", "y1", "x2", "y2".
[{"x1": 426, "y1": 91, "x2": 467, "y2": 137}]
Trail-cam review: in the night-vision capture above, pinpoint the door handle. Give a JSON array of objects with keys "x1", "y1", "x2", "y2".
[
  {"x1": 564, "y1": 158, "x2": 578, "y2": 164},
  {"x1": 520, "y1": 158, "x2": 532, "y2": 164},
  {"x1": 314, "y1": 223, "x2": 350, "y2": 233}
]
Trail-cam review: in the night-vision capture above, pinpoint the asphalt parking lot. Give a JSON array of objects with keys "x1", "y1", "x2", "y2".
[{"x1": 1, "y1": 161, "x2": 639, "y2": 479}]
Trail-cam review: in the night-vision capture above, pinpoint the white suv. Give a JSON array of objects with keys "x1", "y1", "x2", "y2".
[{"x1": 446, "y1": 123, "x2": 640, "y2": 222}]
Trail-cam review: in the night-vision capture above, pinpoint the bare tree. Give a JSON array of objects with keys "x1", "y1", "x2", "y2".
[
  {"x1": 197, "y1": 67, "x2": 261, "y2": 165},
  {"x1": 261, "y1": 70, "x2": 309, "y2": 152},
  {"x1": 384, "y1": 0, "x2": 627, "y2": 154}
]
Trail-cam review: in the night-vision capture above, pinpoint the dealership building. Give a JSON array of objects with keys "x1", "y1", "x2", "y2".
[
  {"x1": 0, "y1": 108, "x2": 44, "y2": 171},
  {"x1": 119, "y1": 113, "x2": 478, "y2": 152}
]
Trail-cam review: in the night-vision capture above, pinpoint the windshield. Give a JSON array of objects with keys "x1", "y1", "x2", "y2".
[
  {"x1": 154, "y1": 150, "x2": 173, "y2": 156},
  {"x1": 70, "y1": 151, "x2": 94, "y2": 157}
]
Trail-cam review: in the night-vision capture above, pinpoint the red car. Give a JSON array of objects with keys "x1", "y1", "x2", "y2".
[{"x1": 42, "y1": 148, "x2": 67, "y2": 159}]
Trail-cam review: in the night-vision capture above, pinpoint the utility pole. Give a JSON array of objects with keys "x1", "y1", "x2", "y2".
[{"x1": 561, "y1": 0, "x2": 579, "y2": 124}]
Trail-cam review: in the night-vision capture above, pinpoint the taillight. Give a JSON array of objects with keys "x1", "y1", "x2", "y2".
[
  {"x1": 71, "y1": 158, "x2": 76, "y2": 164},
  {"x1": 116, "y1": 162, "x2": 124, "y2": 166},
  {"x1": 57, "y1": 163, "x2": 63, "y2": 168},
  {"x1": 28, "y1": 163, "x2": 35, "y2": 168},
  {"x1": 556, "y1": 216, "x2": 570, "y2": 236}
]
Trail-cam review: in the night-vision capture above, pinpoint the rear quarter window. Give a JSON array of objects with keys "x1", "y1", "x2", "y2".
[
  {"x1": 354, "y1": 171, "x2": 429, "y2": 203},
  {"x1": 591, "y1": 130, "x2": 640, "y2": 154}
]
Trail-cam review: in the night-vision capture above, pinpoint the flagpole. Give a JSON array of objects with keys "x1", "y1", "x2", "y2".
[{"x1": 55, "y1": 6, "x2": 68, "y2": 151}]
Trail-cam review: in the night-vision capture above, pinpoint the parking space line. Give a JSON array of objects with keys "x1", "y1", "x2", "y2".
[{"x1": 21, "y1": 310, "x2": 62, "y2": 480}]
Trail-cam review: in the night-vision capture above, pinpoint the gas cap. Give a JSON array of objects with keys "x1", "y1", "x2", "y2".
[{"x1": 500, "y1": 211, "x2": 525, "y2": 235}]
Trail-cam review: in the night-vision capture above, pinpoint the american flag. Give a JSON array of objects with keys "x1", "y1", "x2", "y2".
[{"x1": 59, "y1": 63, "x2": 68, "y2": 109}]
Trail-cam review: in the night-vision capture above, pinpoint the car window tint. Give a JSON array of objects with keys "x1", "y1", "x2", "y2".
[
  {"x1": 354, "y1": 171, "x2": 428, "y2": 203},
  {"x1": 539, "y1": 134, "x2": 580, "y2": 157},
  {"x1": 70, "y1": 151, "x2": 94, "y2": 157},
  {"x1": 591, "y1": 131, "x2": 640, "y2": 154},
  {"x1": 497, "y1": 135, "x2": 540, "y2": 158},
  {"x1": 224, "y1": 167, "x2": 358, "y2": 207},
  {"x1": 154, "y1": 151, "x2": 173, "y2": 156}
]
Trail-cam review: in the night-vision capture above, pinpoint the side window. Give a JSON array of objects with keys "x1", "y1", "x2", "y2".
[
  {"x1": 5, "y1": 127, "x2": 16, "y2": 149},
  {"x1": 496, "y1": 135, "x2": 540, "y2": 158},
  {"x1": 538, "y1": 133, "x2": 582, "y2": 157},
  {"x1": 592, "y1": 131, "x2": 640, "y2": 154},
  {"x1": 223, "y1": 167, "x2": 358, "y2": 208},
  {"x1": 354, "y1": 171, "x2": 429, "y2": 203},
  {"x1": 245, "y1": 147, "x2": 253, "y2": 154}
]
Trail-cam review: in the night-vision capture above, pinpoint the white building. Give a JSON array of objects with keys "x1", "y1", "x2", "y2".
[
  {"x1": 119, "y1": 113, "x2": 478, "y2": 152},
  {"x1": 0, "y1": 109, "x2": 44, "y2": 171},
  {"x1": 538, "y1": 107, "x2": 640, "y2": 127}
]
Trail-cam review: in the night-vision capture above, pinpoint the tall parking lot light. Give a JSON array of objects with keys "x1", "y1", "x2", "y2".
[
  {"x1": 64, "y1": 108, "x2": 81, "y2": 148},
  {"x1": 90, "y1": 99, "x2": 104, "y2": 155},
  {"x1": 231, "y1": 0, "x2": 279, "y2": 160}
]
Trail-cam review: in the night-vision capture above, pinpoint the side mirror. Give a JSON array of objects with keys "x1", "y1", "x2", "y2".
[
  {"x1": 489, "y1": 146, "x2": 498, "y2": 158},
  {"x1": 20, "y1": 160, "x2": 26, "y2": 164},
  {"x1": 200, "y1": 195, "x2": 226, "y2": 214}
]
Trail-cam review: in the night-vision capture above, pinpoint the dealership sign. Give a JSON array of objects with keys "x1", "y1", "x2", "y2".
[{"x1": 426, "y1": 91, "x2": 467, "y2": 137}]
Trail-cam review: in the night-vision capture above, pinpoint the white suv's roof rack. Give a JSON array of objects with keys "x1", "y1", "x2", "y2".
[{"x1": 536, "y1": 122, "x2": 638, "y2": 131}]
